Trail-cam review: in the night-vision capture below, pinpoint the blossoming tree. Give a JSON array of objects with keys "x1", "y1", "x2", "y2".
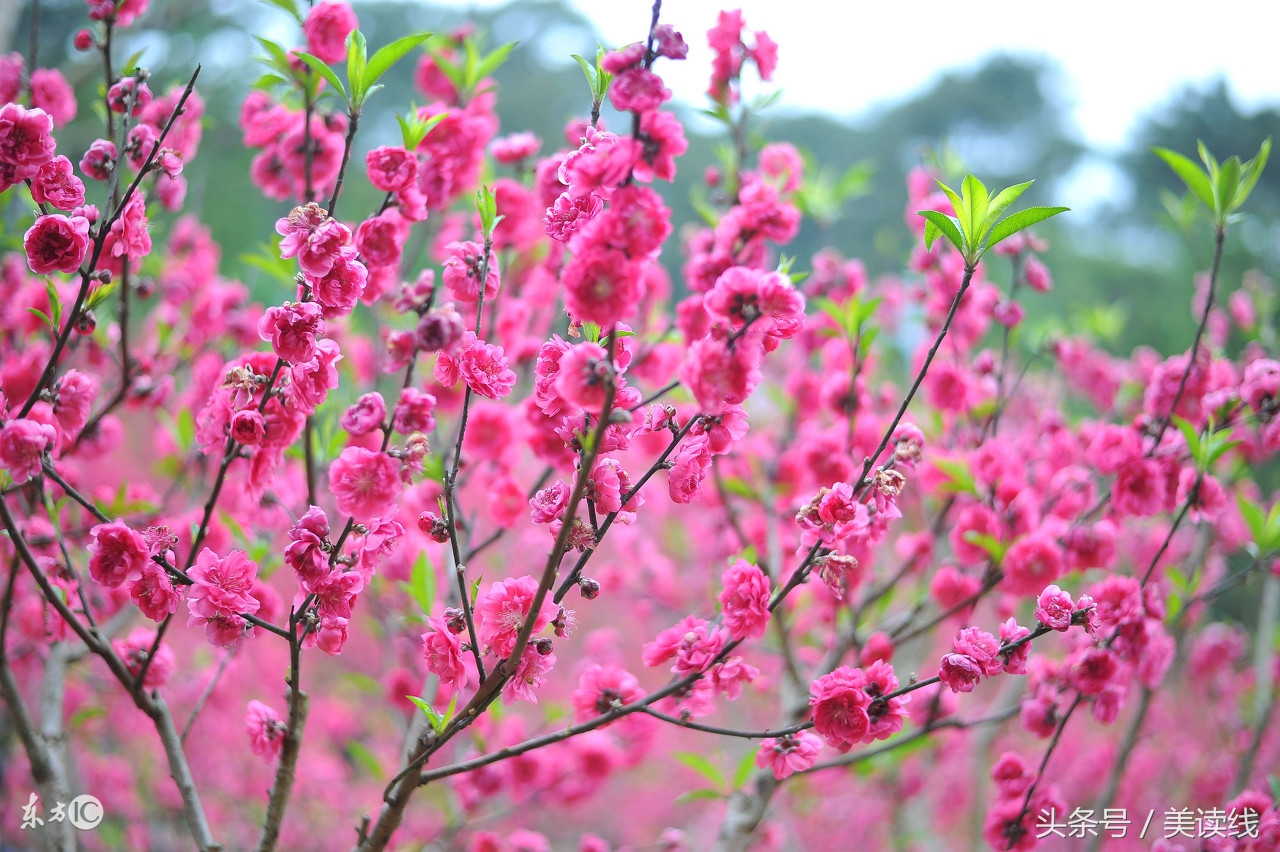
[{"x1": 0, "y1": 1, "x2": 1277, "y2": 851}]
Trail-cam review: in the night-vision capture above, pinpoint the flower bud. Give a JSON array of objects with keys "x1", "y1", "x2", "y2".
[
  {"x1": 74, "y1": 310, "x2": 96, "y2": 335},
  {"x1": 578, "y1": 577, "x2": 600, "y2": 600},
  {"x1": 74, "y1": 29, "x2": 94, "y2": 51},
  {"x1": 443, "y1": 607, "x2": 466, "y2": 634}
]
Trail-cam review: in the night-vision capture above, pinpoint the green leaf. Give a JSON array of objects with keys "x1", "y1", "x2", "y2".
[
  {"x1": 175, "y1": 408, "x2": 196, "y2": 452},
  {"x1": 1153, "y1": 147, "x2": 1214, "y2": 212},
  {"x1": 473, "y1": 42, "x2": 516, "y2": 82},
  {"x1": 27, "y1": 307, "x2": 55, "y2": 335},
  {"x1": 341, "y1": 672, "x2": 382, "y2": 693},
  {"x1": 428, "y1": 50, "x2": 466, "y2": 94},
  {"x1": 347, "y1": 30, "x2": 369, "y2": 104},
  {"x1": 935, "y1": 179, "x2": 964, "y2": 222},
  {"x1": 984, "y1": 180, "x2": 1034, "y2": 235},
  {"x1": 254, "y1": 36, "x2": 292, "y2": 72},
  {"x1": 70, "y1": 706, "x2": 106, "y2": 728},
  {"x1": 571, "y1": 54, "x2": 596, "y2": 89},
  {"x1": 364, "y1": 33, "x2": 431, "y2": 94},
  {"x1": 1268, "y1": 774, "x2": 1280, "y2": 807},
  {"x1": 1234, "y1": 138, "x2": 1271, "y2": 211},
  {"x1": 1173, "y1": 416, "x2": 1202, "y2": 468},
  {"x1": 440, "y1": 692, "x2": 459, "y2": 731},
  {"x1": 86, "y1": 280, "x2": 118, "y2": 311},
  {"x1": 120, "y1": 49, "x2": 147, "y2": 76},
  {"x1": 399, "y1": 550, "x2": 435, "y2": 616},
  {"x1": 45, "y1": 280, "x2": 63, "y2": 330},
  {"x1": 470, "y1": 576, "x2": 482, "y2": 609},
  {"x1": 1215, "y1": 156, "x2": 1241, "y2": 218},
  {"x1": 346, "y1": 740, "x2": 382, "y2": 777},
  {"x1": 933, "y1": 457, "x2": 977, "y2": 496},
  {"x1": 407, "y1": 695, "x2": 443, "y2": 729},
  {"x1": 983, "y1": 206, "x2": 1069, "y2": 251},
  {"x1": 675, "y1": 788, "x2": 726, "y2": 805},
  {"x1": 917, "y1": 210, "x2": 964, "y2": 254},
  {"x1": 294, "y1": 52, "x2": 347, "y2": 103},
  {"x1": 260, "y1": 0, "x2": 304, "y2": 24},
  {"x1": 673, "y1": 752, "x2": 727, "y2": 789},
  {"x1": 719, "y1": 476, "x2": 758, "y2": 500},
  {"x1": 733, "y1": 750, "x2": 757, "y2": 788},
  {"x1": 1237, "y1": 495, "x2": 1266, "y2": 549},
  {"x1": 961, "y1": 174, "x2": 989, "y2": 250},
  {"x1": 476, "y1": 185, "x2": 499, "y2": 237},
  {"x1": 963, "y1": 531, "x2": 1006, "y2": 564}
]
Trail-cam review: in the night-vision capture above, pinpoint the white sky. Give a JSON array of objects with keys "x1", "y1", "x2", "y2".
[{"x1": 549, "y1": 0, "x2": 1280, "y2": 152}]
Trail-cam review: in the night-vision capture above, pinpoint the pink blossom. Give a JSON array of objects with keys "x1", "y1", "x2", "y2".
[
  {"x1": 1067, "y1": 647, "x2": 1119, "y2": 696},
  {"x1": 571, "y1": 663, "x2": 642, "y2": 723},
  {"x1": 530, "y1": 480, "x2": 569, "y2": 525},
  {"x1": 79, "y1": 139, "x2": 116, "y2": 181},
  {"x1": 1241, "y1": 358, "x2": 1280, "y2": 414},
  {"x1": 393, "y1": 387, "x2": 437, "y2": 434},
  {"x1": 809, "y1": 666, "x2": 873, "y2": 752},
  {"x1": 680, "y1": 333, "x2": 763, "y2": 416},
  {"x1": 491, "y1": 131, "x2": 541, "y2": 164},
  {"x1": 1000, "y1": 533, "x2": 1064, "y2": 597},
  {"x1": 939, "y1": 652, "x2": 984, "y2": 693},
  {"x1": 755, "y1": 730, "x2": 821, "y2": 780},
  {"x1": 230, "y1": 409, "x2": 266, "y2": 445},
  {"x1": 365, "y1": 145, "x2": 417, "y2": 192},
  {"x1": 107, "y1": 77, "x2": 151, "y2": 116},
  {"x1": 635, "y1": 109, "x2": 687, "y2": 182},
  {"x1": 554, "y1": 343, "x2": 614, "y2": 414},
  {"x1": 31, "y1": 156, "x2": 86, "y2": 210},
  {"x1": 245, "y1": 700, "x2": 286, "y2": 760},
  {"x1": 88, "y1": 520, "x2": 149, "y2": 588},
  {"x1": 563, "y1": 245, "x2": 644, "y2": 328},
  {"x1": 1034, "y1": 585, "x2": 1075, "y2": 631},
  {"x1": 0, "y1": 418, "x2": 57, "y2": 484},
  {"x1": 51, "y1": 369, "x2": 96, "y2": 436},
  {"x1": 608, "y1": 67, "x2": 671, "y2": 113},
  {"x1": 356, "y1": 211, "x2": 405, "y2": 269},
  {"x1": 998, "y1": 617, "x2": 1032, "y2": 675},
  {"x1": 328, "y1": 446, "x2": 401, "y2": 521},
  {"x1": 1088, "y1": 424, "x2": 1142, "y2": 474},
  {"x1": 303, "y1": 1, "x2": 358, "y2": 64},
  {"x1": 285, "y1": 505, "x2": 330, "y2": 591},
  {"x1": 115, "y1": 628, "x2": 175, "y2": 688},
  {"x1": 0, "y1": 53, "x2": 20, "y2": 103},
  {"x1": 476, "y1": 575, "x2": 558, "y2": 657},
  {"x1": 442, "y1": 240, "x2": 501, "y2": 302},
  {"x1": 718, "y1": 559, "x2": 771, "y2": 641},
  {"x1": 87, "y1": 0, "x2": 149, "y2": 28},
  {"x1": 667, "y1": 435, "x2": 712, "y2": 503},
  {"x1": 0, "y1": 104, "x2": 55, "y2": 182},
  {"x1": 24, "y1": 214, "x2": 91, "y2": 275},
  {"x1": 503, "y1": 645, "x2": 556, "y2": 704},
  {"x1": 187, "y1": 548, "x2": 260, "y2": 648},
  {"x1": 258, "y1": 301, "x2": 326, "y2": 364},
  {"x1": 129, "y1": 562, "x2": 181, "y2": 622},
  {"x1": 415, "y1": 304, "x2": 466, "y2": 353},
  {"x1": 441, "y1": 333, "x2": 517, "y2": 400},
  {"x1": 108, "y1": 191, "x2": 152, "y2": 261},
  {"x1": 1112, "y1": 459, "x2": 1167, "y2": 518},
  {"x1": 341, "y1": 392, "x2": 386, "y2": 436}
]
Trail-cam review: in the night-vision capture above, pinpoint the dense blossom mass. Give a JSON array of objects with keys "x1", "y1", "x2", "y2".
[{"x1": 0, "y1": 2, "x2": 1276, "y2": 851}]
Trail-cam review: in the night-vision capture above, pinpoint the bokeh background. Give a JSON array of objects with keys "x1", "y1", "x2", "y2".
[{"x1": 5, "y1": 0, "x2": 1280, "y2": 355}]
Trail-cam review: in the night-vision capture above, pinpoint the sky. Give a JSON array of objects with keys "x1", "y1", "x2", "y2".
[{"x1": 544, "y1": 0, "x2": 1280, "y2": 153}]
